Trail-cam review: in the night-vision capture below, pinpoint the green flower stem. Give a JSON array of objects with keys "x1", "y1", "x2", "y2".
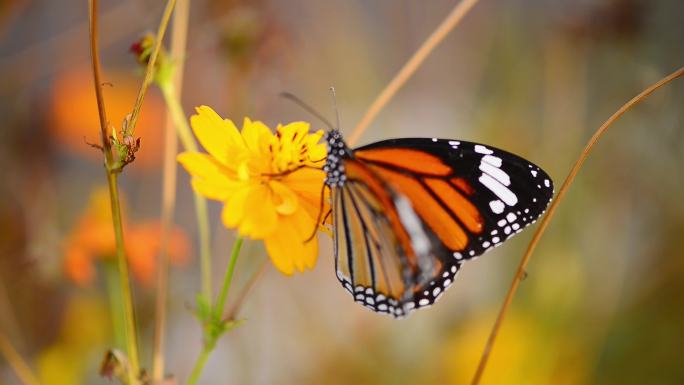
[
  {"x1": 186, "y1": 237, "x2": 243, "y2": 385},
  {"x1": 158, "y1": 82, "x2": 213, "y2": 305},
  {"x1": 214, "y1": 237, "x2": 243, "y2": 319},
  {"x1": 106, "y1": 172, "x2": 140, "y2": 384},
  {"x1": 104, "y1": 261, "x2": 126, "y2": 349},
  {"x1": 186, "y1": 345, "x2": 212, "y2": 385}
]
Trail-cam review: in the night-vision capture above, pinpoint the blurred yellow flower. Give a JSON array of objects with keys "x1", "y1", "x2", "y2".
[
  {"x1": 438, "y1": 311, "x2": 589, "y2": 385},
  {"x1": 36, "y1": 295, "x2": 110, "y2": 385},
  {"x1": 178, "y1": 106, "x2": 327, "y2": 274}
]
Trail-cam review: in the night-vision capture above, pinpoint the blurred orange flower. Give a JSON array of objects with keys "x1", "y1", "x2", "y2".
[
  {"x1": 49, "y1": 67, "x2": 165, "y2": 169},
  {"x1": 64, "y1": 187, "x2": 190, "y2": 286}
]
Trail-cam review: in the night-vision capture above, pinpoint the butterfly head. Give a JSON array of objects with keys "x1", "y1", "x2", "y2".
[{"x1": 323, "y1": 129, "x2": 351, "y2": 187}]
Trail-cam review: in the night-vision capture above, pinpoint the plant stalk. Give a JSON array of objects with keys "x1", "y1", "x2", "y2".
[
  {"x1": 347, "y1": 0, "x2": 482, "y2": 146},
  {"x1": 153, "y1": 0, "x2": 191, "y2": 381},
  {"x1": 0, "y1": 332, "x2": 42, "y2": 385},
  {"x1": 159, "y1": 82, "x2": 212, "y2": 307},
  {"x1": 185, "y1": 237, "x2": 243, "y2": 385},
  {"x1": 470, "y1": 65, "x2": 684, "y2": 385}
]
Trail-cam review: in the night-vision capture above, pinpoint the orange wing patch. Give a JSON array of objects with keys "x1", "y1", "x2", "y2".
[
  {"x1": 451, "y1": 177, "x2": 474, "y2": 196},
  {"x1": 344, "y1": 160, "x2": 418, "y2": 268},
  {"x1": 367, "y1": 165, "x2": 469, "y2": 251},
  {"x1": 355, "y1": 148, "x2": 453, "y2": 176},
  {"x1": 424, "y1": 178, "x2": 483, "y2": 234}
]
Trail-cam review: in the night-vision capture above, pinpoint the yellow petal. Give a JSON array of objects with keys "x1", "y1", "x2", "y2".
[
  {"x1": 241, "y1": 117, "x2": 273, "y2": 155},
  {"x1": 178, "y1": 152, "x2": 240, "y2": 201},
  {"x1": 191, "y1": 178, "x2": 241, "y2": 201},
  {"x1": 177, "y1": 152, "x2": 236, "y2": 179},
  {"x1": 236, "y1": 184, "x2": 278, "y2": 239},
  {"x1": 263, "y1": 209, "x2": 318, "y2": 274},
  {"x1": 237, "y1": 161, "x2": 250, "y2": 181},
  {"x1": 270, "y1": 181, "x2": 299, "y2": 215},
  {"x1": 222, "y1": 185, "x2": 251, "y2": 228},
  {"x1": 278, "y1": 121, "x2": 310, "y2": 144},
  {"x1": 283, "y1": 168, "x2": 327, "y2": 219},
  {"x1": 190, "y1": 106, "x2": 244, "y2": 165}
]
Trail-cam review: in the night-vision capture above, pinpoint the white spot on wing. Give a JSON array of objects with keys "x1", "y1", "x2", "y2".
[
  {"x1": 474, "y1": 145, "x2": 493, "y2": 154},
  {"x1": 482, "y1": 155, "x2": 502, "y2": 167},
  {"x1": 506, "y1": 212, "x2": 517, "y2": 223},
  {"x1": 480, "y1": 162, "x2": 511, "y2": 186},
  {"x1": 480, "y1": 174, "x2": 518, "y2": 206},
  {"x1": 489, "y1": 200, "x2": 505, "y2": 214}
]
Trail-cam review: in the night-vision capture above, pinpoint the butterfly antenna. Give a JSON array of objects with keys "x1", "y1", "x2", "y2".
[
  {"x1": 329, "y1": 86, "x2": 341, "y2": 131},
  {"x1": 280, "y1": 92, "x2": 334, "y2": 131}
]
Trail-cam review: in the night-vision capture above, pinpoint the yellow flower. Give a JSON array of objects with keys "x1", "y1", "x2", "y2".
[{"x1": 178, "y1": 106, "x2": 327, "y2": 274}]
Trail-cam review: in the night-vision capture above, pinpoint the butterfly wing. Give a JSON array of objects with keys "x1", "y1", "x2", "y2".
[
  {"x1": 332, "y1": 158, "x2": 462, "y2": 317},
  {"x1": 353, "y1": 138, "x2": 554, "y2": 261},
  {"x1": 330, "y1": 137, "x2": 553, "y2": 317}
]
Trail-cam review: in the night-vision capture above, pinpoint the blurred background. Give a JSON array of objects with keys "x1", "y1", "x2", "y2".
[{"x1": 1, "y1": 0, "x2": 684, "y2": 384}]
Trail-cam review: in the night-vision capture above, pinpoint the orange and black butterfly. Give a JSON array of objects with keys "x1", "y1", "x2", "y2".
[{"x1": 322, "y1": 130, "x2": 553, "y2": 318}]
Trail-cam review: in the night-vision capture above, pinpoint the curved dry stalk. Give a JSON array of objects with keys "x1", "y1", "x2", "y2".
[
  {"x1": 347, "y1": 0, "x2": 482, "y2": 146},
  {"x1": 88, "y1": 1, "x2": 140, "y2": 381},
  {"x1": 225, "y1": 258, "x2": 269, "y2": 320},
  {"x1": 88, "y1": 0, "x2": 178, "y2": 382},
  {"x1": 87, "y1": 0, "x2": 109, "y2": 156},
  {"x1": 0, "y1": 332, "x2": 42, "y2": 385},
  {"x1": 470, "y1": 65, "x2": 684, "y2": 385},
  {"x1": 153, "y1": 0, "x2": 190, "y2": 382},
  {"x1": 128, "y1": 0, "x2": 177, "y2": 133}
]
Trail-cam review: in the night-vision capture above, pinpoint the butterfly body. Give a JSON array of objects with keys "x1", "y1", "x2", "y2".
[{"x1": 323, "y1": 130, "x2": 553, "y2": 318}]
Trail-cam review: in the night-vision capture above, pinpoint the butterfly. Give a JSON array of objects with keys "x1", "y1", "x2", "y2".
[{"x1": 321, "y1": 130, "x2": 553, "y2": 318}]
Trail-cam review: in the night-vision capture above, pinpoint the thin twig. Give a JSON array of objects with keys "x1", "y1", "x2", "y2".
[
  {"x1": 347, "y1": 0, "x2": 482, "y2": 146},
  {"x1": 88, "y1": 1, "x2": 140, "y2": 382},
  {"x1": 87, "y1": 0, "x2": 110, "y2": 157},
  {"x1": 89, "y1": 0, "x2": 179, "y2": 382},
  {"x1": 225, "y1": 258, "x2": 269, "y2": 320},
  {"x1": 0, "y1": 332, "x2": 42, "y2": 385},
  {"x1": 470, "y1": 65, "x2": 684, "y2": 385},
  {"x1": 127, "y1": 0, "x2": 178, "y2": 134},
  {"x1": 153, "y1": 0, "x2": 190, "y2": 382}
]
